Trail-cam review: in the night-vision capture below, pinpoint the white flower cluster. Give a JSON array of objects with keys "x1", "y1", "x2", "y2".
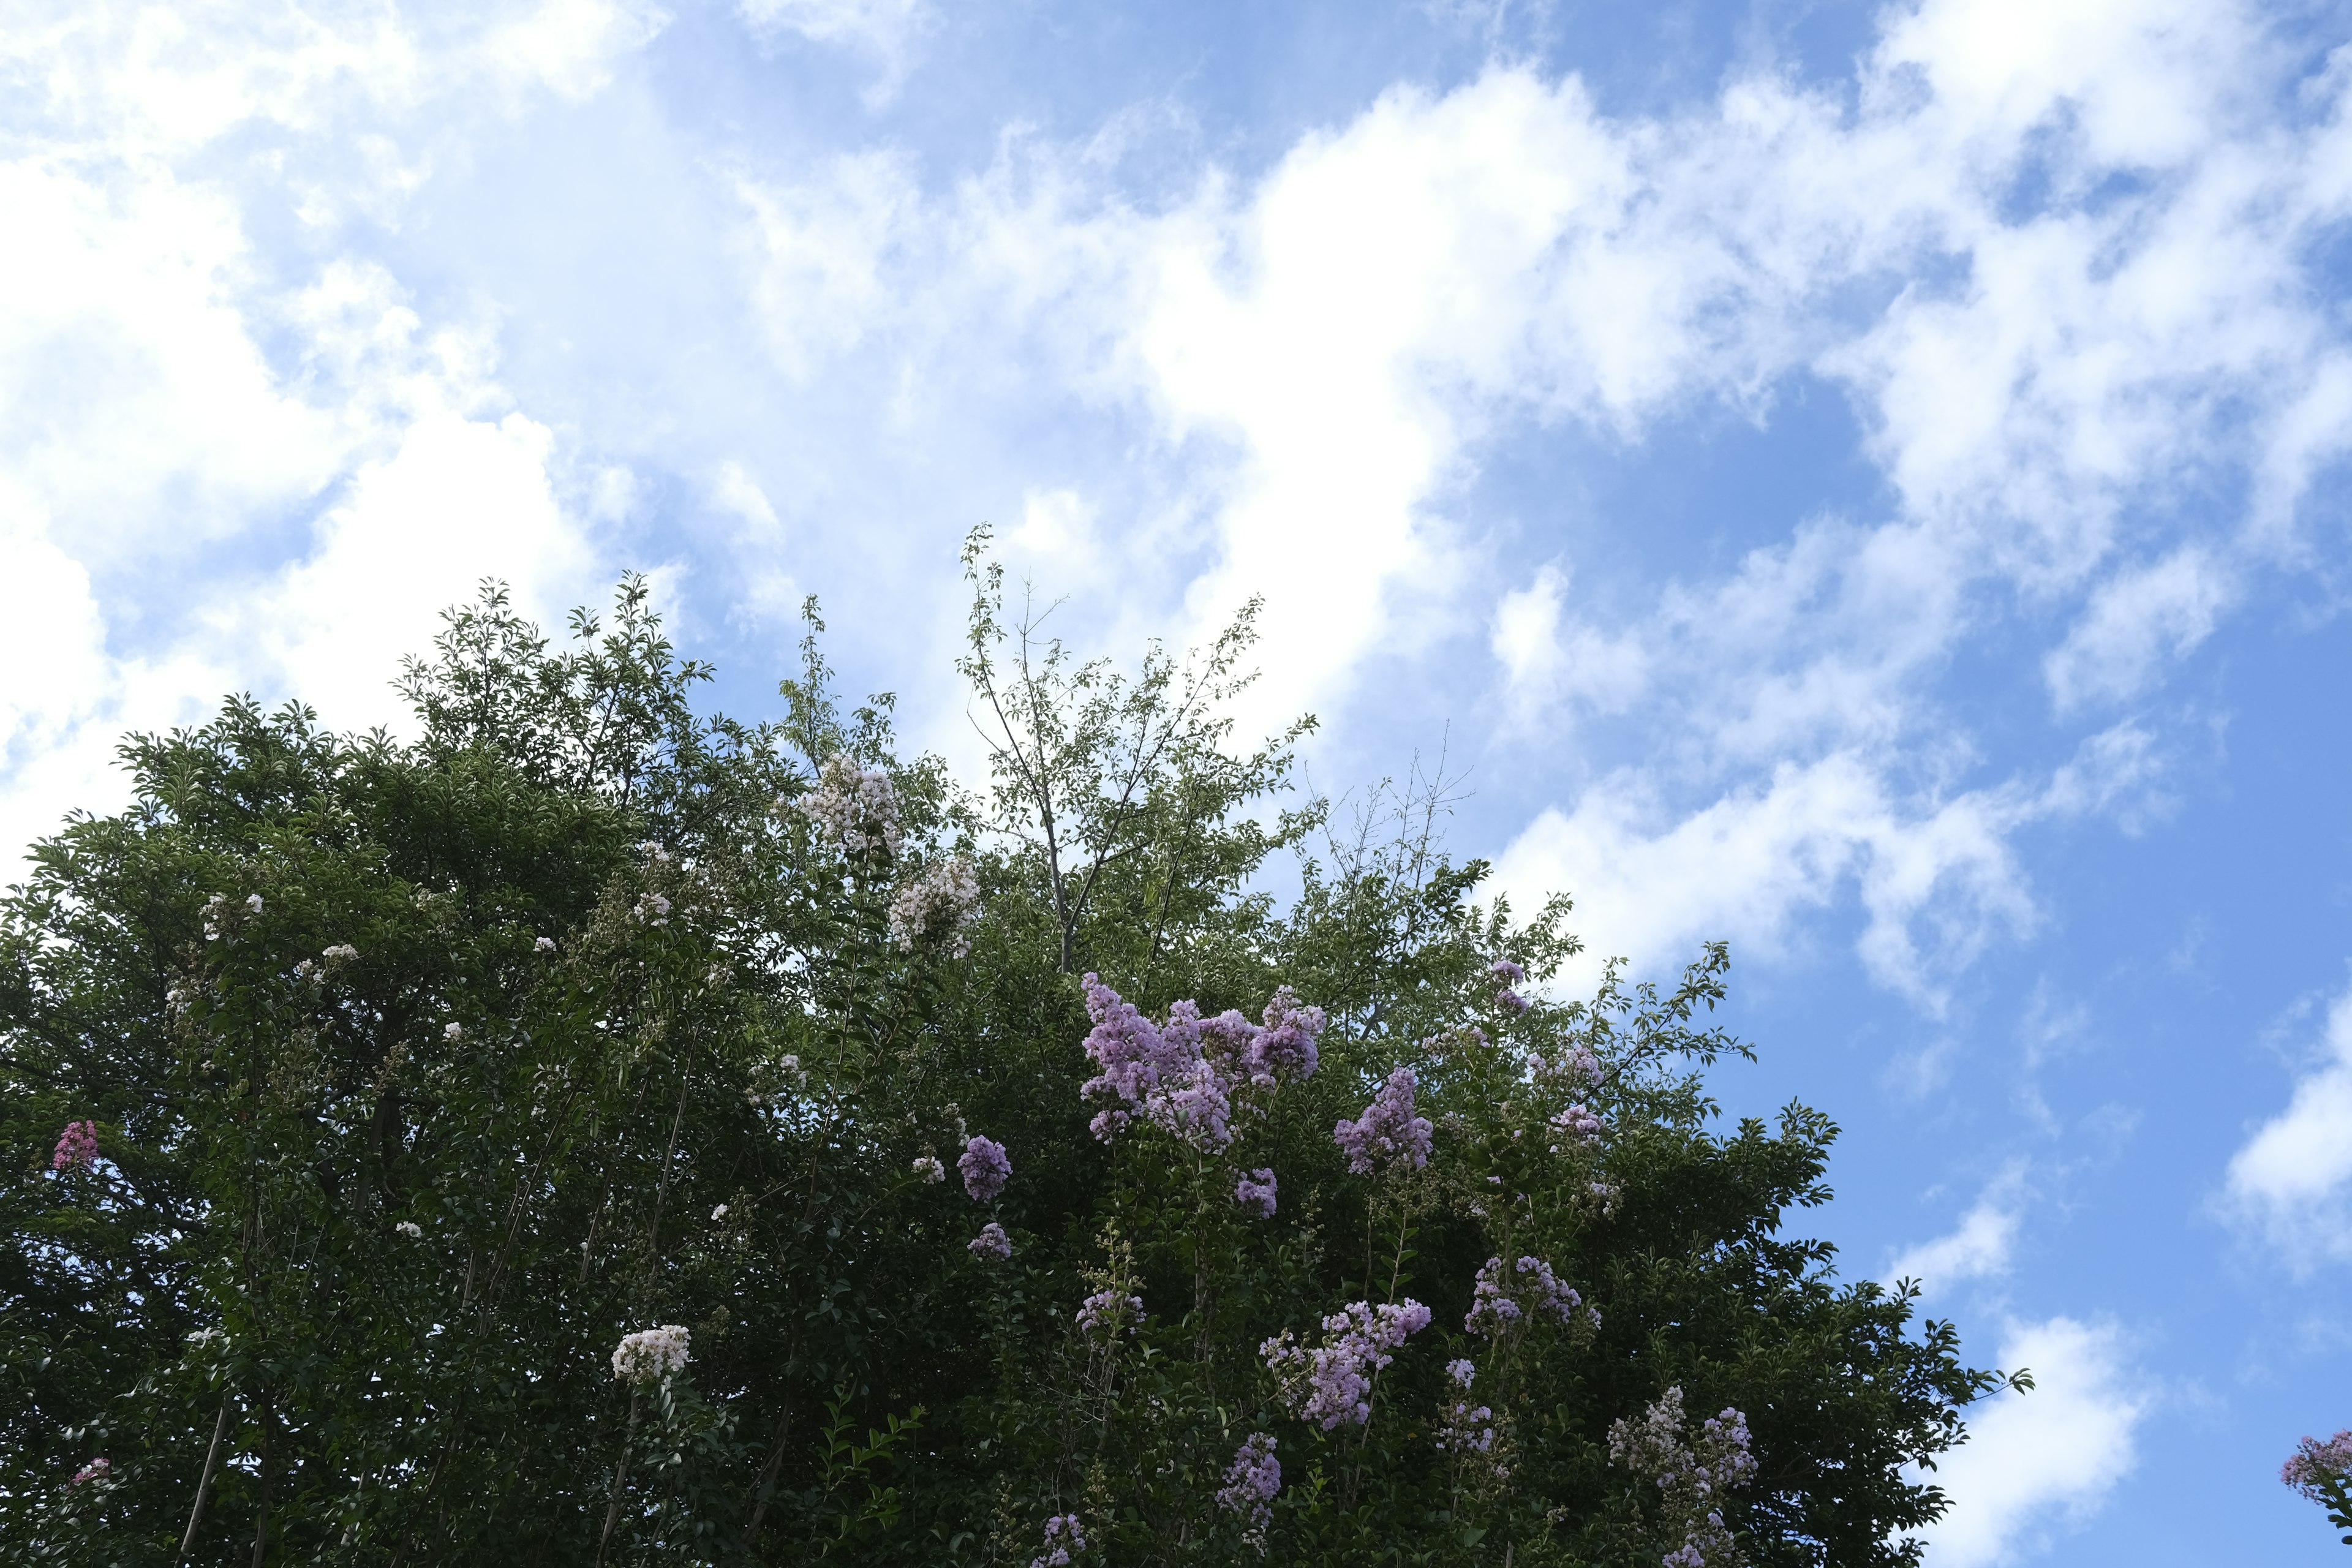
[
  {"x1": 887, "y1": 856, "x2": 981, "y2": 956},
  {"x1": 322, "y1": 944, "x2": 358, "y2": 965},
  {"x1": 200, "y1": 892, "x2": 269, "y2": 941},
  {"x1": 790, "y1": 754, "x2": 903, "y2": 862},
  {"x1": 443, "y1": 1022, "x2": 463, "y2": 1042},
  {"x1": 913, "y1": 1155, "x2": 946, "y2": 1183},
  {"x1": 396, "y1": 1221, "x2": 423, "y2": 1238},
  {"x1": 611, "y1": 1324, "x2": 692, "y2": 1387},
  {"x1": 535, "y1": 936, "x2": 557, "y2": 952},
  {"x1": 633, "y1": 891, "x2": 673, "y2": 925}
]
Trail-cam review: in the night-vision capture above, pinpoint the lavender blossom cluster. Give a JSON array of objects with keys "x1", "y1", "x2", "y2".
[
  {"x1": 959, "y1": 1135, "x2": 1011, "y2": 1203},
  {"x1": 790, "y1": 754, "x2": 903, "y2": 862},
  {"x1": 888, "y1": 856, "x2": 981, "y2": 955},
  {"x1": 1332, "y1": 1067, "x2": 1433, "y2": 1176},
  {"x1": 1216, "y1": 1432, "x2": 1281, "y2": 1542},
  {"x1": 1077, "y1": 976, "x2": 1324, "y2": 1149},
  {"x1": 968, "y1": 1221, "x2": 1013, "y2": 1262},
  {"x1": 1488, "y1": 957, "x2": 1531, "y2": 1016},
  {"x1": 611, "y1": 1324, "x2": 692, "y2": 1387},
  {"x1": 1608, "y1": 1386, "x2": 1757, "y2": 1568},
  {"x1": 1436, "y1": 1358, "x2": 1504, "y2": 1475},
  {"x1": 1528, "y1": 1045, "x2": 1603, "y2": 1089},
  {"x1": 1028, "y1": 1513, "x2": 1085, "y2": 1568},
  {"x1": 1076, "y1": 1287, "x2": 1145, "y2": 1340},
  {"x1": 1549, "y1": 1103, "x2": 1605, "y2": 1149},
  {"x1": 1260, "y1": 1298, "x2": 1432, "y2": 1430},
  {"x1": 1233, "y1": 1167, "x2": 1278, "y2": 1219},
  {"x1": 2283, "y1": 1429, "x2": 2352, "y2": 1500},
  {"x1": 1466, "y1": 1256, "x2": 1600, "y2": 1337}
]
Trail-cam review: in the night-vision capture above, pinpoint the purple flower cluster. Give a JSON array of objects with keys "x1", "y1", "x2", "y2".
[
  {"x1": 1028, "y1": 1513, "x2": 1085, "y2": 1568},
  {"x1": 959, "y1": 1135, "x2": 1011, "y2": 1203},
  {"x1": 52, "y1": 1120, "x2": 96, "y2": 1174},
  {"x1": 1076, "y1": 1287, "x2": 1145, "y2": 1340},
  {"x1": 1464, "y1": 1256, "x2": 1599, "y2": 1337},
  {"x1": 1260, "y1": 1298, "x2": 1433, "y2": 1430},
  {"x1": 2283, "y1": 1430, "x2": 2352, "y2": 1500},
  {"x1": 1549, "y1": 1103, "x2": 1604, "y2": 1149},
  {"x1": 1255, "y1": 987, "x2": 1326, "y2": 1079},
  {"x1": 70, "y1": 1457, "x2": 110, "y2": 1487},
  {"x1": 1332, "y1": 1067, "x2": 1433, "y2": 1176},
  {"x1": 1488, "y1": 958, "x2": 1531, "y2": 1016},
  {"x1": 1078, "y1": 976, "x2": 1323, "y2": 1148},
  {"x1": 1609, "y1": 1387, "x2": 1755, "y2": 1567},
  {"x1": 1216, "y1": 1433, "x2": 1281, "y2": 1540},
  {"x1": 968, "y1": 1222, "x2": 1012, "y2": 1262},
  {"x1": 1234, "y1": 1167, "x2": 1278, "y2": 1219}
]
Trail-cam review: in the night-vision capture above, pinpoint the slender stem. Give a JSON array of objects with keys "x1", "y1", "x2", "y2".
[
  {"x1": 595, "y1": 1390, "x2": 644, "y2": 1566},
  {"x1": 176, "y1": 1394, "x2": 232, "y2": 1563},
  {"x1": 249, "y1": 1393, "x2": 273, "y2": 1568},
  {"x1": 742, "y1": 1386, "x2": 799, "y2": 1547}
]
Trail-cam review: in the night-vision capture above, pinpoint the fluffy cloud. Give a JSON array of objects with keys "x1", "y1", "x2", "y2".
[
  {"x1": 0, "y1": 0, "x2": 643, "y2": 865},
  {"x1": 1888, "y1": 1163, "x2": 2031, "y2": 1293},
  {"x1": 1917, "y1": 1316, "x2": 2148, "y2": 1567},
  {"x1": 2223, "y1": 979, "x2": 2352, "y2": 1270},
  {"x1": 713, "y1": 0, "x2": 2352, "y2": 1009}
]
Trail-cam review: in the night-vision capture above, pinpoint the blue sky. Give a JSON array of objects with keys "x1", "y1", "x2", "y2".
[{"x1": 7, "y1": 0, "x2": 2352, "y2": 1560}]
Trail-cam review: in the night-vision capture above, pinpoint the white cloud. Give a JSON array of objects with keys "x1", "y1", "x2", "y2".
[
  {"x1": 1493, "y1": 752, "x2": 2039, "y2": 1005},
  {"x1": 0, "y1": 1, "x2": 644, "y2": 869},
  {"x1": 2045, "y1": 546, "x2": 2235, "y2": 712},
  {"x1": 737, "y1": 0, "x2": 932, "y2": 102},
  {"x1": 231, "y1": 412, "x2": 598, "y2": 734},
  {"x1": 1888, "y1": 1163, "x2": 2030, "y2": 1292},
  {"x1": 2223, "y1": 979, "x2": 2352, "y2": 1270},
  {"x1": 1491, "y1": 564, "x2": 1649, "y2": 719},
  {"x1": 0, "y1": 162, "x2": 345, "y2": 565},
  {"x1": 1918, "y1": 1316, "x2": 2148, "y2": 1567}
]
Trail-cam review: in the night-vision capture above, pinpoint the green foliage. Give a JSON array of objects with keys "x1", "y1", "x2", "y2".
[{"x1": 0, "y1": 552, "x2": 2010, "y2": 1566}]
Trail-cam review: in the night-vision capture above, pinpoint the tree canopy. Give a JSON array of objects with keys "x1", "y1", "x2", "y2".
[{"x1": 1, "y1": 551, "x2": 2015, "y2": 1566}]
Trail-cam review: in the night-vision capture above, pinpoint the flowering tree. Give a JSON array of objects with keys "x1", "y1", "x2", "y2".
[
  {"x1": 0, "y1": 559, "x2": 2015, "y2": 1567},
  {"x1": 2285, "y1": 1431, "x2": 2352, "y2": 1547}
]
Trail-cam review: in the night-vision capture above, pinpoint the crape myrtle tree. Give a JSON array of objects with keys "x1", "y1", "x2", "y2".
[{"x1": 2, "y1": 536, "x2": 2020, "y2": 1567}]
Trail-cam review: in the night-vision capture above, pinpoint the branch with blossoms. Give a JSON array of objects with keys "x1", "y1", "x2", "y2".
[{"x1": 2285, "y1": 1430, "x2": 2352, "y2": 1547}]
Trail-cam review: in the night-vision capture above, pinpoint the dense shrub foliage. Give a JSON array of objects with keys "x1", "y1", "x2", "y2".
[{"x1": 1, "y1": 551, "x2": 2013, "y2": 1566}]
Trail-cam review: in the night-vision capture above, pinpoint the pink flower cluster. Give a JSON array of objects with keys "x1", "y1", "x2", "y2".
[
  {"x1": 1234, "y1": 1167, "x2": 1278, "y2": 1219},
  {"x1": 70, "y1": 1457, "x2": 110, "y2": 1487},
  {"x1": 2283, "y1": 1430, "x2": 2352, "y2": 1501},
  {"x1": 1028, "y1": 1513, "x2": 1085, "y2": 1568},
  {"x1": 1260, "y1": 1298, "x2": 1432, "y2": 1430},
  {"x1": 1216, "y1": 1433, "x2": 1281, "y2": 1539},
  {"x1": 1332, "y1": 1068, "x2": 1432, "y2": 1176},
  {"x1": 52, "y1": 1121, "x2": 96, "y2": 1173},
  {"x1": 959, "y1": 1135, "x2": 1011, "y2": 1202},
  {"x1": 968, "y1": 1222, "x2": 1012, "y2": 1262},
  {"x1": 1078, "y1": 976, "x2": 1323, "y2": 1148},
  {"x1": 1464, "y1": 1256, "x2": 1599, "y2": 1337}
]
